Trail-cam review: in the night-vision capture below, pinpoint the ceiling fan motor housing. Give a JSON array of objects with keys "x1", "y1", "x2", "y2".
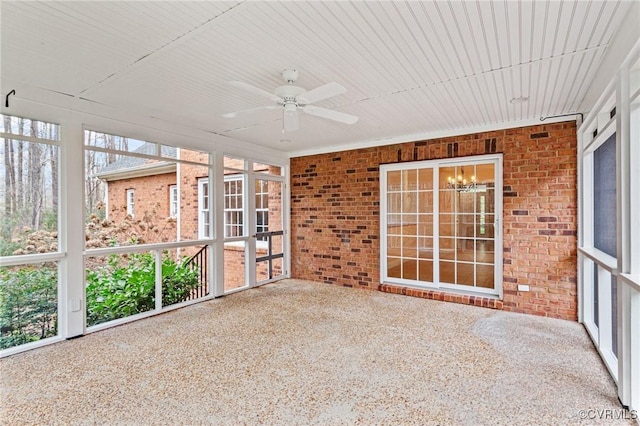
[{"x1": 275, "y1": 85, "x2": 306, "y2": 104}]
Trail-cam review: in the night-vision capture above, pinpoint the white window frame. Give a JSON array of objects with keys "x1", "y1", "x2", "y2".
[
  {"x1": 126, "y1": 188, "x2": 135, "y2": 217},
  {"x1": 255, "y1": 178, "x2": 269, "y2": 240},
  {"x1": 169, "y1": 184, "x2": 178, "y2": 218},
  {"x1": 380, "y1": 154, "x2": 503, "y2": 299},
  {"x1": 198, "y1": 178, "x2": 211, "y2": 239},
  {"x1": 224, "y1": 175, "x2": 244, "y2": 238}
]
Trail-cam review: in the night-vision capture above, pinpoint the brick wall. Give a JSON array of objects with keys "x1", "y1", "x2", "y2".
[
  {"x1": 107, "y1": 172, "x2": 177, "y2": 224},
  {"x1": 290, "y1": 121, "x2": 577, "y2": 320},
  {"x1": 178, "y1": 161, "x2": 209, "y2": 242}
]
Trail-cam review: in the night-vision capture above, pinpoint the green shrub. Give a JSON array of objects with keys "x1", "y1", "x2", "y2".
[
  {"x1": 161, "y1": 255, "x2": 202, "y2": 306},
  {"x1": 86, "y1": 252, "x2": 199, "y2": 326},
  {"x1": 0, "y1": 237, "x2": 20, "y2": 258},
  {"x1": 0, "y1": 265, "x2": 57, "y2": 350}
]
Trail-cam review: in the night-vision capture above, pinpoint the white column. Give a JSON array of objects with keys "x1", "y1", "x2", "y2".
[
  {"x1": 212, "y1": 151, "x2": 225, "y2": 296},
  {"x1": 155, "y1": 250, "x2": 163, "y2": 311},
  {"x1": 283, "y1": 163, "x2": 292, "y2": 278},
  {"x1": 629, "y1": 288, "x2": 640, "y2": 413},
  {"x1": 59, "y1": 118, "x2": 85, "y2": 338},
  {"x1": 246, "y1": 167, "x2": 256, "y2": 286}
]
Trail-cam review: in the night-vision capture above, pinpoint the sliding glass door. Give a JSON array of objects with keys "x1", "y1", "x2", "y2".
[{"x1": 381, "y1": 155, "x2": 502, "y2": 297}]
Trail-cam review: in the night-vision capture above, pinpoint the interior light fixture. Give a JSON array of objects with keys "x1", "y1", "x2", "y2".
[
  {"x1": 283, "y1": 103, "x2": 297, "y2": 116},
  {"x1": 447, "y1": 167, "x2": 478, "y2": 192}
]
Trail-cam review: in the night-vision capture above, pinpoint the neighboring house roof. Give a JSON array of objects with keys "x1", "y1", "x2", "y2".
[{"x1": 95, "y1": 143, "x2": 177, "y2": 181}]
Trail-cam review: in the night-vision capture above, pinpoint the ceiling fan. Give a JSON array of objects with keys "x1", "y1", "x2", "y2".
[{"x1": 223, "y1": 69, "x2": 358, "y2": 132}]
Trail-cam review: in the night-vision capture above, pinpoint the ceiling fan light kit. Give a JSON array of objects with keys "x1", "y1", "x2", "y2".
[{"x1": 224, "y1": 69, "x2": 358, "y2": 132}]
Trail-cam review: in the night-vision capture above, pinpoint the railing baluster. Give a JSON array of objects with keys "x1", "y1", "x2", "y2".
[
  {"x1": 185, "y1": 245, "x2": 209, "y2": 300},
  {"x1": 199, "y1": 250, "x2": 203, "y2": 297},
  {"x1": 268, "y1": 234, "x2": 273, "y2": 279}
]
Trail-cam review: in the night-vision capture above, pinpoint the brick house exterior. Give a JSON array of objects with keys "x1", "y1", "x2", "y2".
[
  {"x1": 106, "y1": 174, "x2": 177, "y2": 219},
  {"x1": 97, "y1": 147, "x2": 283, "y2": 288},
  {"x1": 290, "y1": 121, "x2": 577, "y2": 320}
]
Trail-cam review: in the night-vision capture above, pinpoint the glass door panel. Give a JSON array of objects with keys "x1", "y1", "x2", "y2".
[
  {"x1": 418, "y1": 168, "x2": 433, "y2": 189},
  {"x1": 385, "y1": 167, "x2": 433, "y2": 281},
  {"x1": 456, "y1": 262, "x2": 475, "y2": 286},
  {"x1": 418, "y1": 192, "x2": 433, "y2": 212},
  {"x1": 418, "y1": 260, "x2": 434, "y2": 282},
  {"x1": 440, "y1": 162, "x2": 496, "y2": 291},
  {"x1": 387, "y1": 170, "x2": 401, "y2": 191}
]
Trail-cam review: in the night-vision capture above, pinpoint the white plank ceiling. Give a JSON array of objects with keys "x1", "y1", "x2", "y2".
[{"x1": 1, "y1": 1, "x2": 634, "y2": 155}]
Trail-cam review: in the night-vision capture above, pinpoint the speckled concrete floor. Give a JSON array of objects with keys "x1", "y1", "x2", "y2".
[{"x1": 0, "y1": 279, "x2": 632, "y2": 425}]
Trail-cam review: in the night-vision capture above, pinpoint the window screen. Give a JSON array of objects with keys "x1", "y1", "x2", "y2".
[{"x1": 593, "y1": 133, "x2": 616, "y2": 258}]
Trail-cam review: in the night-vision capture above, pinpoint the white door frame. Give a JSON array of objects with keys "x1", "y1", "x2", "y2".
[{"x1": 380, "y1": 153, "x2": 503, "y2": 299}]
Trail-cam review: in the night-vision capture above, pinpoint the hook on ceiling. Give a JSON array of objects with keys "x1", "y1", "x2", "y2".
[
  {"x1": 5, "y1": 89, "x2": 16, "y2": 108},
  {"x1": 4, "y1": 90, "x2": 16, "y2": 108}
]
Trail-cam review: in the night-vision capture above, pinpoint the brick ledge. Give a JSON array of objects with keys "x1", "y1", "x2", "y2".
[{"x1": 378, "y1": 284, "x2": 504, "y2": 310}]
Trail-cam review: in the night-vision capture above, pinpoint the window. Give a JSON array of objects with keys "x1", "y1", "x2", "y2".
[
  {"x1": 256, "y1": 179, "x2": 269, "y2": 241},
  {"x1": 224, "y1": 175, "x2": 244, "y2": 238},
  {"x1": 593, "y1": 133, "x2": 616, "y2": 257},
  {"x1": 126, "y1": 189, "x2": 135, "y2": 217},
  {"x1": 169, "y1": 184, "x2": 178, "y2": 218},
  {"x1": 198, "y1": 178, "x2": 211, "y2": 239}
]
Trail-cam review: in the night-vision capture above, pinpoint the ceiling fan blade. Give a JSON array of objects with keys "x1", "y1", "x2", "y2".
[
  {"x1": 298, "y1": 82, "x2": 346, "y2": 104},
  {"x1": 301, "y1": 105, "x2": 358, "y2": 124},
  {"x1": 229, "y1": 81, "x2": 282, "y2": 103},
  {"x1": 222, "y1": 105, "x2": 277, "y2": 118},
  {"x1": 283, "y1": 108, "x2": 299, "y2": 132}
]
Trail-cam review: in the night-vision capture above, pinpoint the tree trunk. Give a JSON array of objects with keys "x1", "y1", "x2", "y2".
[
  {"x1": 50, "y1": 144, "x2": 58, "y2": 214},
  {"x1": 2, "y1": 116, "x2": 13, "y2": 240},
  {"x1": 16, "y1": 140, "x2": 23, "y2": 213},
  {"x1": 106, "y1": 134, "x2": 116, "y2": 164},
  {"x1": 18, "y1": 118, "x2": 26, "y2": 212},
  {"x1": 3, "y1": 115, "x2": 16, "y2": 215},
  {"x1": 29, "y1": 121, "x2": 43, "y2": 229},
  {"x1": 48, "y1": 124, "x2": 58, "y2": 216}
]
